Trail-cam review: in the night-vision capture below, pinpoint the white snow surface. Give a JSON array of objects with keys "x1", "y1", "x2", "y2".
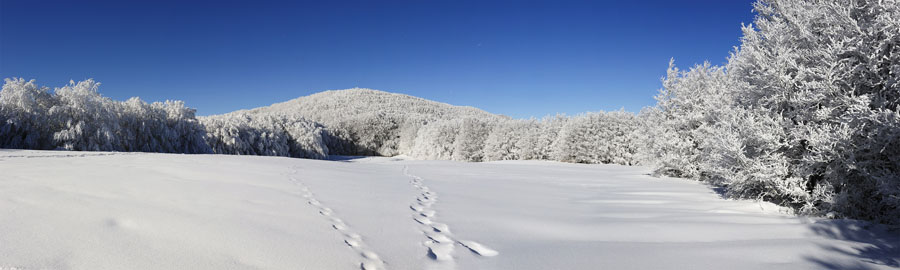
[{"x1": 1, "y1": 150, "x2": 897, "y2": 270}]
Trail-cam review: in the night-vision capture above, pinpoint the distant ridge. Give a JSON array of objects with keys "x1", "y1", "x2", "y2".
[{"x1": 236, "y1": 88, "x2": 506, "y2": 123}]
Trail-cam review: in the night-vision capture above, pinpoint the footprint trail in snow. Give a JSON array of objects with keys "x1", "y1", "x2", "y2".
[
  {"x1": 289, "y1": 167, "x2": 387, "y2": 270},
  {"x1": 403, "y1": 166, "x2": 499, "y2": 266}
]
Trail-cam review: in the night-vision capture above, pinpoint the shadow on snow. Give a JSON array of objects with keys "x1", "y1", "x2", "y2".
[{"x1": 804, "y1": 219, "x2": 900, "y2": 270}]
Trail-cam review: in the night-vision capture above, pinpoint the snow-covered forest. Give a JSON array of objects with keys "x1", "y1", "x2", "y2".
[
  {"x1": 1, "y1": 0, "x2": 898, "y2": 225},
  {"x1": 0, "y1": 79, "x2": 210, "y2": 154}
]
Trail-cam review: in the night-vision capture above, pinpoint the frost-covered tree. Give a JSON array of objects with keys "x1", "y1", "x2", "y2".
[
  {"x1": 450, "y1": 118, "x2": 493, "y2": 161},
  {"x1": 533, "y1": 115, "x2": 568, "y2": 160},
  {"x1": 334, "y1": 112, "x2": 403, "y2": 156},
  {"x1": 483, "y1": 120, "x2": 529, "y2": 161},
  {"x1": 0, "y1": 78, "x2": 210, "y2": 154},
  {"x1": 51, "y1": 80, "x2": 125, "y2": 151},
  {"x1": 642, "y1": 61, "x2": 734, "y2": 177},
  {"x1": 0, "y1": 78, "x2": 57, "y2": 149},
  {"x1": 646, "y1": 0, "x2": 900, "y2": 224},
  {"x1": 552, "y1": 111, "x2": 639, "y2": 165},
  {"x1": 201, "y1": 112, "x2": 328, "y2": 159},
  {"x1": 410, "y1": 119, "x2": 460, "y2": 160},
  {"x1": 724, "y1": 0, "x2": 900, "y2": 222},
  {"x1": 510, "y1": 120, "x2": 543, "y2": 160}
]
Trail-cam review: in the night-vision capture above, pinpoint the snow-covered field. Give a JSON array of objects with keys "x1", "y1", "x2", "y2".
[{"x1": 1, "y1": 150, "x2": 897, "y2": 270}]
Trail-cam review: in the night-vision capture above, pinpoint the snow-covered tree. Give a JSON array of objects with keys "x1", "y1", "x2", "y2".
[
  {"x1": 450, "y1": 118, "x2": 493, "y2": 161},
  {"x1": 0, "y1": 78, "x2": 211, "y2": 154},
  {"x1": 646, "y1": 0, "x2": 900, "y2": 224},
  {"x1": 201, "y1": 112, "x2": 328, "y2": 159},
  {"x1": 725, "y1": 0, "x2": 900, "y2": 222},
  {"x1": 410, "y1": 119, "x2": 460, "y2": 160},
  {"x1": 0, "y1": 78, "x2": 57, "y2": 149},
  {"x1": 483, "y1": 120, "x2": 528, "y2": 161},
  {"x1": 642, "y1": 61, "x2": 734, "y2": 177},
  {"x1": 551, "y1": 111, "x2": 638, "y2": 165}
]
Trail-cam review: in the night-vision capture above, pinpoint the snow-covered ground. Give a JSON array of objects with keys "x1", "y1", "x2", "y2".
[{"x1": 1, "y1": 150, "x2": 897, "y2": 270}]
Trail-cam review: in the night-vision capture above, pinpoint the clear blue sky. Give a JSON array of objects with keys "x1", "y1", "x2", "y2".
[{"x1": 1, "y1": 0, "x2": 755, "y2": 118}]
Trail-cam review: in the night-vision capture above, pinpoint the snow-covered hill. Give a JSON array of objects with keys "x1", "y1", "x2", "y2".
[
  {"x1": 201, "y1": 88, "x2": 641, "y2": 165},
  {"x1": 250, "y1": 88, "x2": 503, "y2": 123},
  {"x1": 216, "y1": 88, "x2": 508, "y2": 156},
  {"x1": 2, "y1": 149, "x2": 897, "y2": 269}
]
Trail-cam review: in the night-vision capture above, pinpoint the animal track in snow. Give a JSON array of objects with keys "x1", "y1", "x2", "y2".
[
  {"x1": 414, "y1": 216, "x2": 432, "y2": 225},
  {"x1": 402, "y1": 166, "x2": 499, "y2": 266},
  {"x1": 430, "y1": 223, "x2": 450, "y2": 233},
  {"x1": 288, "y1": 167, "x2": 386, "y2": 270},
  {"x1": 419, "y1": 210, "x2": 436, "y2": 218},
  {"x1": 426, "y1": 231, "x2": 453, "y2": 243},
  {"x1": 458, "y1": 240, "x2": 499, "y2": 257},
  {"x1": 425, "y1": 241, "x2": 455, "y2": 261}
]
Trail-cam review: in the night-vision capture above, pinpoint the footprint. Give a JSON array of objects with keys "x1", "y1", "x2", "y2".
[
  {"x1": 333, "y1": 221, "x2": 348, "y2": 231},
  {"x1": 458, "y1": 240, "x2": 499, "y2": 257},
  {"x1": 410, "y1": 204, "x2": 424, "y2": 212},
  {"x1": 425, "y1": 231, "x2": 453, "y2": 243},
  {"x1": 345, "y1": 238, "x2": 360, "y2": 248},
  {"x1": 360, "y1": 260, "x2": 384, "y2": 270},
  {"x1": 414, "y1": 216, "x2": 432, "y2": 225},
  {"x1": 431, "y1": 223, "x2": 450, "y2": 233},
  {"x1": 420, "y1": 210, "x2": 436, "y2": 218},
  {"x1": 358, "y1": 249, "x2": 385, "y2": 270},
  {"x1": 361, "y1": 251, "x2": 380, "y2": 260},
  {"x1": 425, "y1": 241, "x2": 455, "y2": 261}
]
